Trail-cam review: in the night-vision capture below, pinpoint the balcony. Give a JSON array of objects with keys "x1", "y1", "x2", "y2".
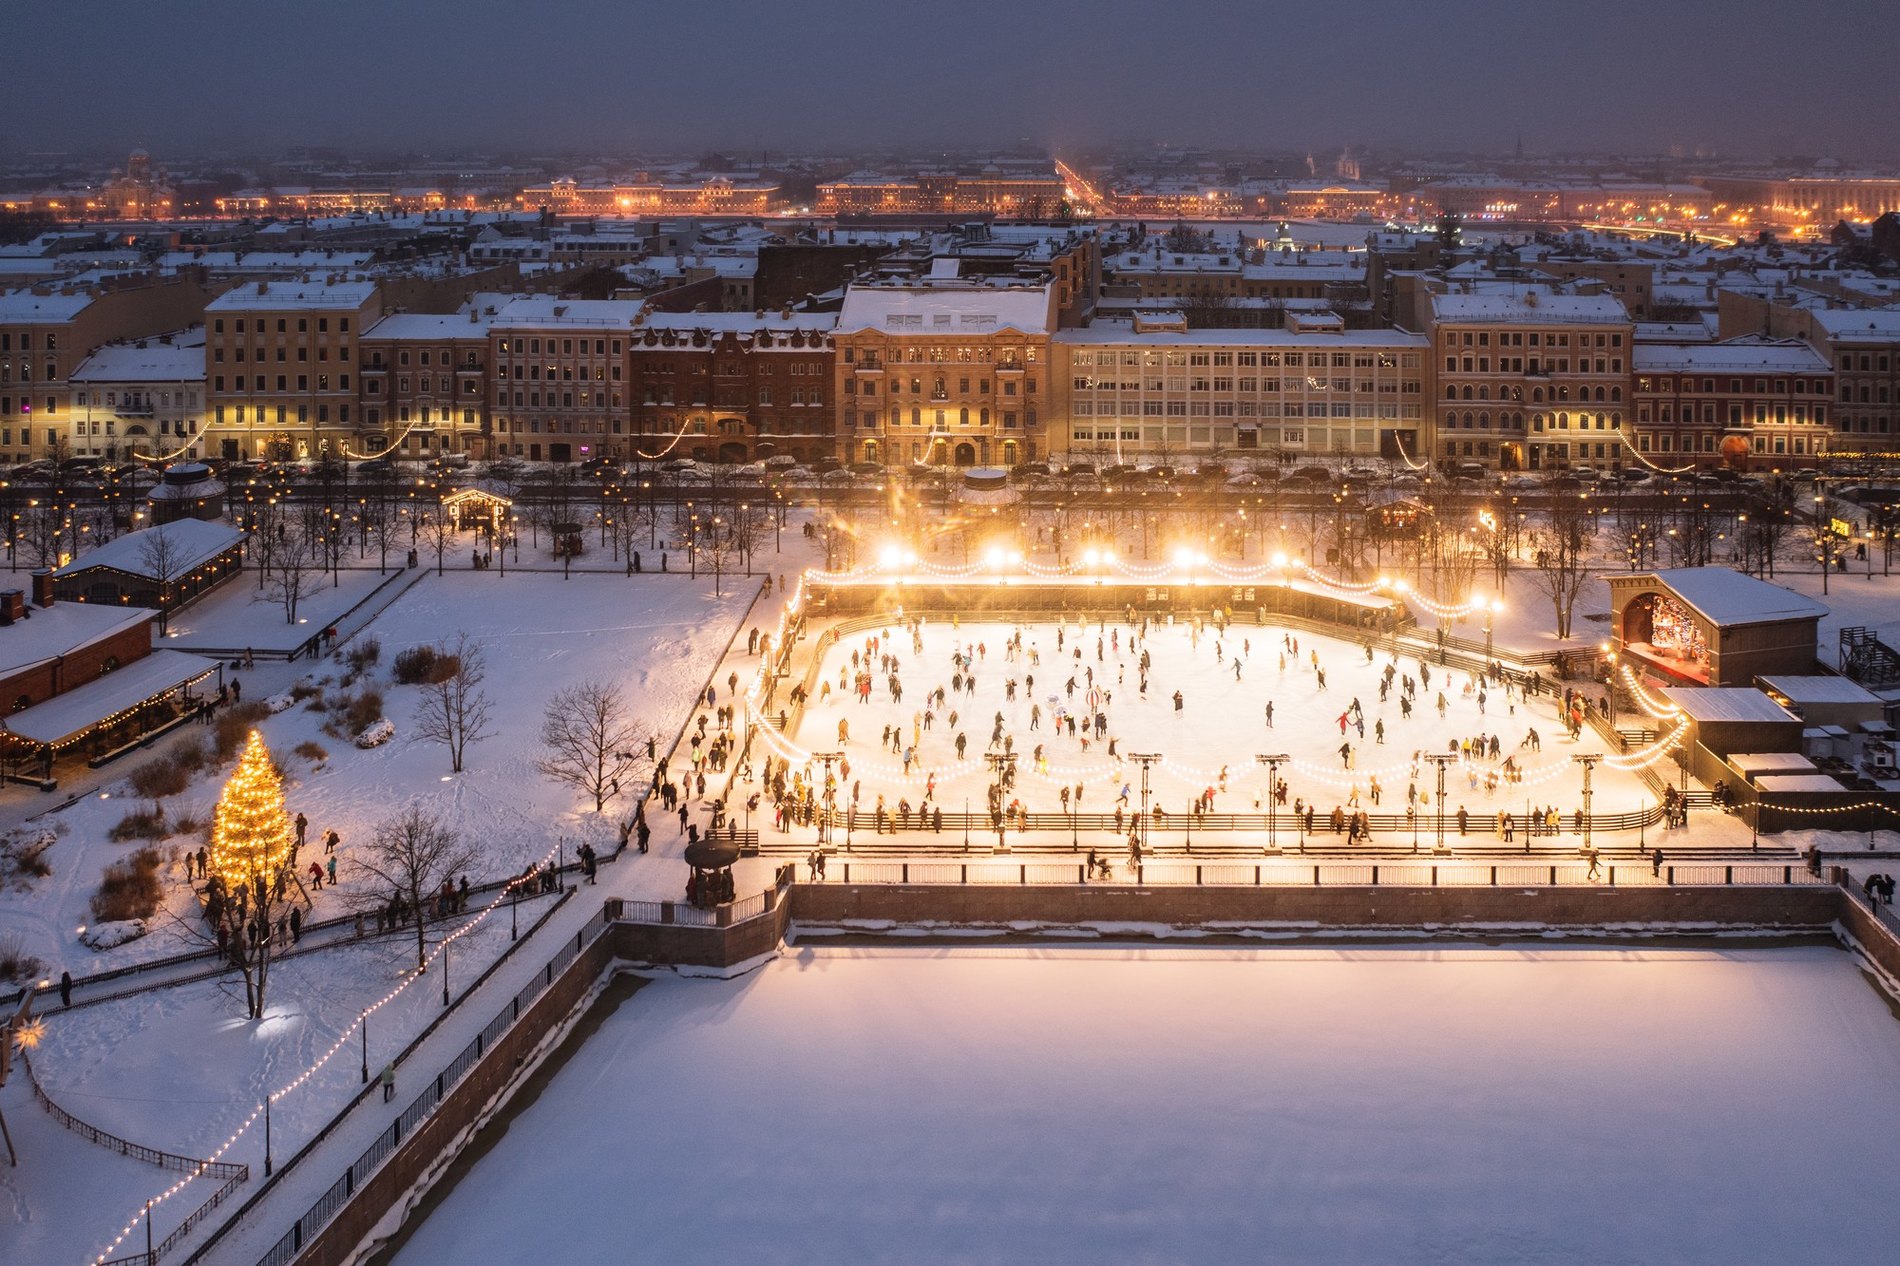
[{"x1": 996, "y1": 361, "x2": 1025, "y2": 373}]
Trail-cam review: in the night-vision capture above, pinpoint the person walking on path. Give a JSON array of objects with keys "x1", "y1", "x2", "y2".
[
  {"x1": 295, "y1": 812, "x2": 308, "y2": 852},
  {"x1": 58, "y1": 970, "x2": 72, "y2": 1007}
]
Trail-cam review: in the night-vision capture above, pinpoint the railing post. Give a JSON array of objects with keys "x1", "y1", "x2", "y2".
[
  {"x1": 1255, "y1": 865, "x2": 1261, "y2": 886},
  {"x1": 843, "y1": 862, "x2": 850, "y2": 883},
  {"x1": 902, "y1": 863, "x2": 909, "y2": 883},
  {"x1": 1196, "y1": 865, "x2": 1202, "y2": 886},
  {"x1": 1020, "y1": 865, "x2": 1027, "y2": 886},
  {"x1": 1371, "y1": 865, "x2": 1379, "y2": 885},
  {"x1": 1725, "y1": 865, "x2": 1733, "y2": 885},
  {"x1": 1431, "y1": 865, "x2": 1438, "y2": 886},
  {"x1": 1609, "y1": 865, "x2": 1615, "y2": 887},
  {"x1": 1667, "y1": 865, "x2": 1675, "y2": 885},
  {"x1": 1490, "y1": 865, "x2": 1497, "y2": 886},
  {"x1": 961, "y1": 864, "x2": 967, "y2": 884},
  {"x1": 1550, "y1": 865, "x2": 1557, "y2": 885},
  {"x1": 1784, "y1": 865, "x2": 1792, "y2": 884}
]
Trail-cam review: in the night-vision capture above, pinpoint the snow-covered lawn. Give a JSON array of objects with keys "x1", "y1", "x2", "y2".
[
  {"x1": 0, "y1": 569, "x2": 755, "y2": 977},
  {"x1": 387, "y1": 944, "x2": 1900, "y2": 1265},
  {"x1": 164, "y1": 564, "x2": 398, "y2": 655},
  {"x1": 767, "y1": 616, "x2": 1671, "y2": 850}
]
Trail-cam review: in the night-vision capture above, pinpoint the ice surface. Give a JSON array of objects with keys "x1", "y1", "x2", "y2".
[{"x1": 384, "y1": 945, "x2": 1900, "y2": 1265}]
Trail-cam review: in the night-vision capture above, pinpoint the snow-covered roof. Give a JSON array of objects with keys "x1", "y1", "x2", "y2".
[
  {"x1": 1, "y1": 650, "x2": 219, "y2": 745},
  {"x1": 633, "y1": 311, "x2": 836, "y2": 336},
  {"x1": 836, "y1": 282, "x2": 1055, "y2": 336},
  {"x1": 489, "y1": 295, "x2": 645, "y2": 329},
  {"x1": 1810, "y1": 309, "x2": 1900, "y2": 343},
  {"x1": 1658, "y1": 687, "x2": 1800, "y2": 724},
  {"x1": 1757, "y1": 675, "x2": 1885, "y2": 707},
  {"x1": 0, "y1": 291, "x2": 95, "y2": 323},
  {"x1": 1754, "y1": 774, "x2": 1846, "y2": 793},
  {"x1": 55, "y1": 519, "x2": 244, "y2": 581},
  {"x1": 207, "y1": 280, "x2": 379, "y2": 311},
  {"x1": 1632, "y1": 338, "x2": 1829, "y2": 374},
  {"x1": 1430, "y1": 291, "x2": 1629, "y2": 324},
  {"x1": 1640, "y1": 568, "x2": 1828, "y2": 627},
  {"x1": 363, "y1": 311, "x2": 496, "y2": 340},
  {"x1": 0, "y1": 603, "x2": 153, "y2": 676},
  {"x1": 70, "y1": 333, "x2": 207, "y2": 384}
]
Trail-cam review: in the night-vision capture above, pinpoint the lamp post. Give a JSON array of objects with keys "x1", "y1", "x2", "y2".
[
  {"x1": 812, "y1": 751, "x2": 843, "y2": 851},
  {"x1": 360, "y1": 1014, "x2": 369, "y2": 1084},
  {"x1": 1255, "y1": 753, "x2": 1288, "y2": 855},
  {"x1": 984, "y1": 751, "x2": 1016, "y2": 853},
  {"x1": 1484, "y1": 597, "x2": 1502, "y2": 659},
  {"x1": 1129, "y1": 752, "x2": 1162, "y2": 854},
  {"x1": 1573, "y1": 753, "x2": 1602, "y2": 860},
  {"x1": 1424, "y1": 752, "x2": 1456, "y2": 855},
  {"x1": 441, "y1": 935, "x2": 450, "y2": 1006}
]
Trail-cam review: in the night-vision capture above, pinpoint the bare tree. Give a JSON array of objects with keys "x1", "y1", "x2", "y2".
[
  {"x1": 351, "y1": 805, "x2": 480, "y2": 971},
  {"x1": 136, "y1": 522, "x2": 187, "y2": 634},
  {"x1": 265, "y1": 520, "x2": 317, "y2": 625},
  {"x1": 416, "y1": 501, "x2": 455, "y2": 575},
  {"x1": 411, "y1": 634, "x2": 494, "y2": 773},
  {"x1": 1528, "y1": 490, "x2": 1597, "y2": 640},
  {"x1": 535, "y1": 680, "x2": 649, "y2": 812}
]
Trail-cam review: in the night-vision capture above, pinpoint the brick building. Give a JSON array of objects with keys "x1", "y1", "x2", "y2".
[
  {"x1": 628, "y1": 311, "x2": 836, "y2": 465},
  {"x1": 1631, "y1": 338, "x2": 1832, "y2": 466}
]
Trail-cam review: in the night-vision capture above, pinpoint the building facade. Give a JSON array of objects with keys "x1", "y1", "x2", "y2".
[
  {"x1": 358, "y1": 309, "x2": 493, "y2": 459},
  {"x1": 68, "y1": 329, "x2": 208, "y2": 462},
  {"x1": 1053, "y1": 323, "x2": 1427, "y2": 462},
  {"x1": 1424, "y1": 290, "x2": 1634, "y2": 472},
  {"x1": 0, "y1": 278, "x2": 214, "y2": 464},
  {"x1": 1631, "y1": 338, "x2": 1832, "y2": 466},
  {"x1": 628, "y1": 312, "x2": 836, "y2": 465},
  {"x1": 833, "y1": 278, "x2": 1056, "y2": 468},
  {"x1": 202, "y1": 280, "x2": 381, "y2": 462},
  {"x1": 487, "y1": 297, "x2": 641, "y2": 463}
]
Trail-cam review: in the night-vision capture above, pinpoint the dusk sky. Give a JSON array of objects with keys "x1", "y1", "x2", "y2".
[{"x1": 16, "y1": 0, "x2": 1899, "y2": 159}]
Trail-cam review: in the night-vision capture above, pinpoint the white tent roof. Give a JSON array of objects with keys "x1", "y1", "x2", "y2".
[{"x1": 1, "y1": 651, "x2": 218, "y2": 745}]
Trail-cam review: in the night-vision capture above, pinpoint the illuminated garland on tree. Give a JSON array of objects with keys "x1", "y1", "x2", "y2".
[{"x1": 209, "y1": 731, "x2": 293, "y2": 886}]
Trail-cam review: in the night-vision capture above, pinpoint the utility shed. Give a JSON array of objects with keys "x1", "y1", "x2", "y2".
[
  {"x1": 1756, "y1": 675, "x2": 1886, "y2": 729},
  {"x1": 1608, "y1": 568, "x2": 1824, "y2": 687},
  {"x1": 1659, "y1": 686, "x2": 1804, "y2": 758}
]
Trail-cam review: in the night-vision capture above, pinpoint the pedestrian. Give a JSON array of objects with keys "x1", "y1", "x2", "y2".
[
  {"x1": 295, "y1": 812, "x2": 308, "y2": 850},
  {"x1": 381, "y1": 1063, "x2": 397, "y2": 1103},
  {"x1": 289, "y1": 907, "x2": 302, "y2": 943},
  {"x1": 678, "y1": 804, "x2": 689, "y2": 834},
  {"x1": 1651, "y1": 848, "x2": 1664, "y2": 877},
  {"x1": 327, "y1": 854, "x2": 338, "y2": 886},
  {"x1": 58, "y1": 969, "x2": 72, "y2": 1007}
]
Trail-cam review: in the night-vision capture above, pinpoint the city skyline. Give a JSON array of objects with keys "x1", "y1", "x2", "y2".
[{"x1": 14, "y1": 0, "x2": 1900, "y2": 161}]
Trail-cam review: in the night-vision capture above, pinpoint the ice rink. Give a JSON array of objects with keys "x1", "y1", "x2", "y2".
[
  {"x1": 760, "y1": 616, "x2": 1670, "y2": 847},
  {"x1": 383, "y1": 944, "x2": 1900, "y2": 1265}
]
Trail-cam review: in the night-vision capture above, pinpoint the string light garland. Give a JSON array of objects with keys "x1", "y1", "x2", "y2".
[{"x1": 83, "y1": 839, "x2": 567, "y2": 1266}]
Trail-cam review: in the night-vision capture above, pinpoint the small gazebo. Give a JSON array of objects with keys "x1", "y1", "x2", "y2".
[{"x1": 441, "y1": 487, "x2": 512, "y2": 533}]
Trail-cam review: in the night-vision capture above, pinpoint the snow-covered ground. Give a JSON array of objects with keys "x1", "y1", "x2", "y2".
[
  {"x1": 0, "y1": 569, "x2": 757, "y2": 977},
  {"x1": 384, "y1": 945, "x2": 1900, "y2": 1265},
  {"x1": 164, "y1": 564, "x2": 397, "y2": 655},
  {"x1": 767, "y1": 616, "x2": 1671, "y2": 848}
]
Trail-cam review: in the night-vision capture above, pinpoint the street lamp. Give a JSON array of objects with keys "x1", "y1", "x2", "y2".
[
  {"x1": 1255, "y1": 753, "x2": 1288, "y2": 854},
  {"x1": 1484, "y1": 597, "x2": 1502, "y2": 659},
  {"x1": 1573, "y1": 753, "x2": 1602, "y2": 862},
  {"x1": 1424, "y1": 752, "x2": 1457, "y2": 855}
]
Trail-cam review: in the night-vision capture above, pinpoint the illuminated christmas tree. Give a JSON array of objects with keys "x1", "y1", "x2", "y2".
[{"x1": 209, "y1": 731, "x2": 293, "y2": 886}]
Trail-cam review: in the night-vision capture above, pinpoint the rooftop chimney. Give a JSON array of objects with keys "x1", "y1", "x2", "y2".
[{"x1": 31, "y1": 568, "x2": 55, "y2": 609}]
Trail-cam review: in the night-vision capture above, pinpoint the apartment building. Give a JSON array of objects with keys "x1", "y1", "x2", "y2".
[
  {"x1": 1103, "y1": 247, "x2": 1366, "y2": 307},
  {"x1": 1424, "y1": 289, "x2": 1634, "y2": 472},
  {"x1": 1717, "y1": 293, "x2": 1900, "y2": 451},
  {"x1": 1631, "y1": 338, "x2": 1832, "y2": 466},
  {"x1": 1052, "y1": 318, "x2": 1427, "y2": 463},
  {"x1": 628, "y1": 311, "x2": 836, "y2": 465},
  {"x1": 0, "y1": 277, "x2": 214, "y2": 464},
  {"x1": 358, "y1": 307, "x2": 494, "y2": 459},
  {"x1": 202, "y1": 279, "x2": 381, "y2": 462},
  {"x1": 68, "y1": 329, "x2": 208, "y2": 461},
  {"x1": 487, "y1": 297, "x2": 641, "y2": 463},
  {"x1": 833, "y1": 275, "x2": 1056, "y2": 468}
]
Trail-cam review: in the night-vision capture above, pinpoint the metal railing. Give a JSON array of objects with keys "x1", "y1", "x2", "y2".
[
  {"x1": 810, "y1": 859, "x2": 1828, "y2": 889},
  {"x1": 253, "y1": 918, "x2": 606, "y2": 1266}
]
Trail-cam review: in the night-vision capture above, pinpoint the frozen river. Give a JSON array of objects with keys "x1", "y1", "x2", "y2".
[{"x1": 383, "y1": 944, "x2": 1900, "y2": 1264}]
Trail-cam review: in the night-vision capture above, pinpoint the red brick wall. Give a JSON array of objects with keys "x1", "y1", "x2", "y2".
[{"x1": 0, "y1": 619, "x2": 151, "y2": 712}]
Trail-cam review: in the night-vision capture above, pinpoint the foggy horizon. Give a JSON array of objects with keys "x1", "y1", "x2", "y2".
[{"x1": 13, "y1": 0, "x2": 1900, "y2": 165}]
